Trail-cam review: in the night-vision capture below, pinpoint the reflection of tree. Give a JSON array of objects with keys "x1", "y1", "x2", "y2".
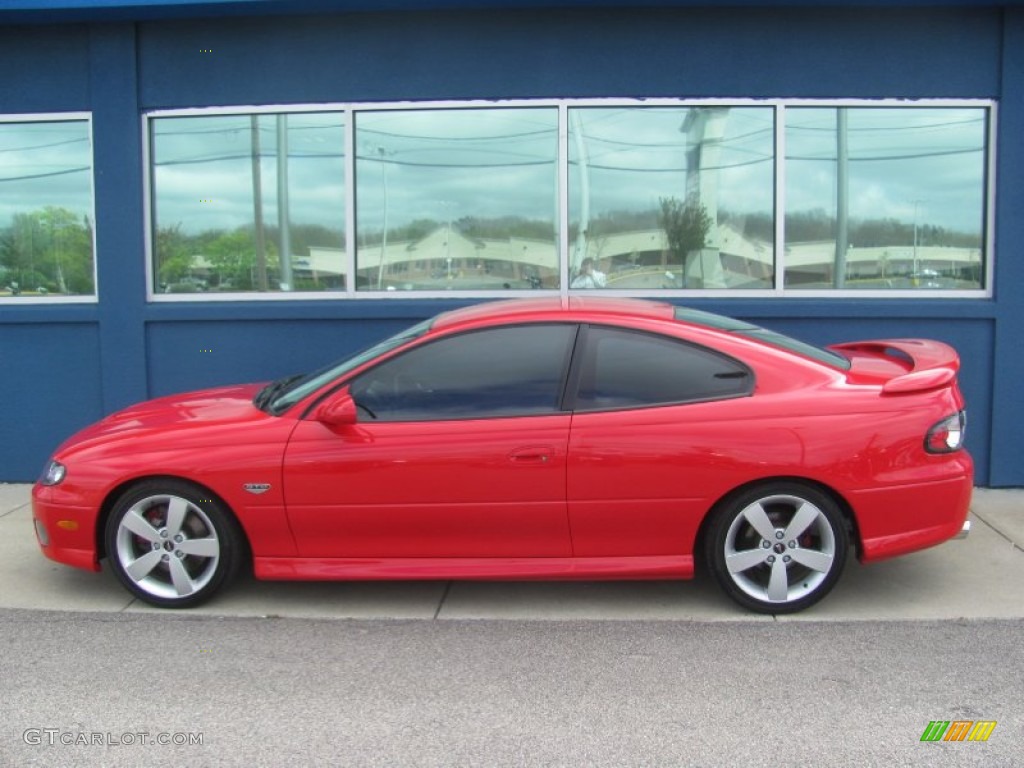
[
  {"x1": 155, "y1": 223, "x2": 193, "y2": 286},
  {"x1": 155, "y1": 222, "x2": 345, "y2": 291},
  {"x1": 781, "y1": 209, "x2": 980, "y2": 248},
  {"x1": 205, "y1": 229, "x2": 277, "y2": 291},
  {"x1": 659, "y1": 197, "x2": 711, "y2": 288},
  {"x1": 457, "y1": 216, "x2": 554, "y2": 242},
  {"x1": 0, "y1": 207, "x2": 94, "y2": 294}
]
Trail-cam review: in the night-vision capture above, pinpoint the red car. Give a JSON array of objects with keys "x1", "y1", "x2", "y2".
[{"x1": 32, "y1": 298, "x2": 972, "y2": 613}]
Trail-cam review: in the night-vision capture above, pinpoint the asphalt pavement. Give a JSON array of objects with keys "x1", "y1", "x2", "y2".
[{"x1": 1, "y1": 483, "x2": 1021, "y2": 621}]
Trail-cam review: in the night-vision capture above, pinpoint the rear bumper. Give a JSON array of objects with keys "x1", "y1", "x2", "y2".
[{"x1": 853, "y1": 463, "x2": 973, "y2": 563}]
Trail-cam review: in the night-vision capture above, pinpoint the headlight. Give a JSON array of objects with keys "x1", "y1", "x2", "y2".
[{"x1": 40, "y1": 459, "x2": 66, "y2": 486}]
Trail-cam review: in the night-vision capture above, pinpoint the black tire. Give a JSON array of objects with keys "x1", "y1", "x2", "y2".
[
  {"x1": 705, "y1": 482, "x2": 849, "y2": 614},
  {"x1": 104, "y1": 479, "x2": 244, "y2": 608}
]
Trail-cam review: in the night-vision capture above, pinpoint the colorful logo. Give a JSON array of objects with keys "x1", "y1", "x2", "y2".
[{"x1": 920, "y1": 720, "x2": 997, "y2": 742}]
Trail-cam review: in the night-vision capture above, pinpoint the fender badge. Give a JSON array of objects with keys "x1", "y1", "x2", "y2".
[{"x1": 243, "y1": 483, "x2": 272, "y2": 494}]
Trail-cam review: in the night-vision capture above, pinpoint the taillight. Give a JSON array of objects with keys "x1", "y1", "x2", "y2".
[{"x1": 925, "y1": 411, "x2": 966, "y2": 454}]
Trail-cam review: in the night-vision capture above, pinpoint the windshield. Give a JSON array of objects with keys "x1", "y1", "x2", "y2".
[{"x1": 266, "y1": 318, "x2": 434, "y2": 414}]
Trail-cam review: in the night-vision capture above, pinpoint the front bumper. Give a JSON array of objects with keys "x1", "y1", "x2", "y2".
[{"x1": 32, "y1": 484, "x2": 102, "y2": 572}]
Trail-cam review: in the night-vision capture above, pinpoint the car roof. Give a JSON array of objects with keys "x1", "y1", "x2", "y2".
[
  {"x1": 430, "y1": 296, "x2": 676, "y2": 331},
  {"x1": 429, "y1": 297, "x2": 852, "y2": 371}
]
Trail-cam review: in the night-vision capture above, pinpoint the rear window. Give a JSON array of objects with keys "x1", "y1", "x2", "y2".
[{"x1": 673, "y1": 307, "x2": 851, "y2": 371}]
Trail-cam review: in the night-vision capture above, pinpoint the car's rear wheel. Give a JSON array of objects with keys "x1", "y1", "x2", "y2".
[
  {"x1": 105, "y1": 480, "x2": 243, "y2": 608},
  {"x1": 706, "y1": 482, "x2": 849, "y2": 614}
]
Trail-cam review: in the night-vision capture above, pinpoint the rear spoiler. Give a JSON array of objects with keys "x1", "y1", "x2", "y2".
[{"x1": 829, "y1": 339, "x2": 960, "y2": 395}]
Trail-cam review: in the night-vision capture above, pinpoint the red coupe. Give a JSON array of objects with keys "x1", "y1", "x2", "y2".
[{"x1": 33, "y1": 298, "x2": 972, "y2": 613}]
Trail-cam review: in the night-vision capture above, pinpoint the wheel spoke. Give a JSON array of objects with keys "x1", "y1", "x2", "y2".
[
  {"x1": 726, "y1": 548, "x2": 770, "y2": 574},
  {"x1": 790, "y1": 548, "x2": 834, "y2": 573},
  {"x1": 125, "y1": 550, "x2": 163, "y2": 583},
  {"x1": 783, "y1": 502, "x2": 820, "y2": 541},
  {"x1": 164, "y1": 497, "x2": 189, "y2": 538},
  {"x1": 168, "y1": 556, "x2": 196, "y2": 596},
  {"x1": 178, "y1": 537, "x2": 219, "y2": 558},
  {"x1": 120, "y1": 509, "x2": 162, "y2": 544},
  {"x1": 742, "y1": 502, "x2": 777, "y2": 541},
  {"x1": 767, "y1": 558, "x2": 790, "y2": 602}
]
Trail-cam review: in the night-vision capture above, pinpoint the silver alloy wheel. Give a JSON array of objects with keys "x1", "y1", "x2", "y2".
[
  {"x1": 722, "y1": 493, "x2": 837, "y2": 604},
  {"x1": 113, "y1": 494, "x2": 221, "y2": 600}
]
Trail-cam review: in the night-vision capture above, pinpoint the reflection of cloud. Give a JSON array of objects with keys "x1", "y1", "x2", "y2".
[
  {"x1": 0, "y1": 121, "x2": 93, "y2": 226},
  {"x1": 785, "y1": 107, "x2": 987, "y2": 233}
]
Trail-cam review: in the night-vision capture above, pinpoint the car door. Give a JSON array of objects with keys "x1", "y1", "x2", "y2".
[
  {"x1": 566, "y1": 324, "x2": 755, "y2": 558},
  {"x1": 282, "y1": 323, "x2": 578, "y2": 558}
]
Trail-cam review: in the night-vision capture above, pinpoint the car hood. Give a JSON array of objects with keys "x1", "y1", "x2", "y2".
[{"x1": 54, "y1": 382, "x2": 270, "y2": 456}]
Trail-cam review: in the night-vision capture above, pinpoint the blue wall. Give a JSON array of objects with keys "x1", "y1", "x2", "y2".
[{"x1": 1, "y1": 5, "x2": 1020, "y2": 485}]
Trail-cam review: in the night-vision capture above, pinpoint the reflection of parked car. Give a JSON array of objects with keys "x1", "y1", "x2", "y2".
[
  {"x1": 910, "y1": 269, "x2": 945, "y2": 288},
  {"x1": 34, "y1": 298, "x2": 971, "y2": 613}
]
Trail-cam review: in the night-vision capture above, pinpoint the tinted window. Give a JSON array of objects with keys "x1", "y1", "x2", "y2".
[
  {"x1": 350, "y1": 324, "x2": 576, "y2": 421},
  {"x1": 673, "y1": 307, "x2": 851, "y2": 370},
  {"x1": 574, "y1": 326, "x2": 752, "y2": 411}
]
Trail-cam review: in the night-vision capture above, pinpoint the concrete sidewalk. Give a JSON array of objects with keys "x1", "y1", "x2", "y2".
[{"x1": 1, "y1": 483, "x2": 1021, "y2": 622}]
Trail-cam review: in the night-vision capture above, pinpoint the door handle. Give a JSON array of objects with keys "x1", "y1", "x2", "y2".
[{"x1": 508, "y1": 446, "x2": 555, "y2": 464}]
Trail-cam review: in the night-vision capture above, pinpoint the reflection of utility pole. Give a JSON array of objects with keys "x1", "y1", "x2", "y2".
[
  {"x1": 679, "y1": 107, "x2": 729, "y2": 289},
  {"x1": 835, "y1": 108, "x2": 849, "y2": 289},
  {"x1": 251, "y1": 115, "x2": 268, "y2": 291},
  {"x1": 912, "y1": 199, "x2": 925, "y2": 275},
  {"x1": 570, "y1": 110, "x2": 590, "y2": 274},
  {"x1": 440, "y1": 200, "x2": 455, "y2": 281},
  {"x1": 277, "y1": 114, "x2": 292, "y2": 291},
  {"x1": 51, "y1": 218, "x2": 67, "y2": 294},
  {"x1": 376, "y1": 146, "x2": 392, "y2": 290}
]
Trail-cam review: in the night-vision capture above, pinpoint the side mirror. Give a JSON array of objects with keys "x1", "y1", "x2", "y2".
[{"x1": 315, "y1": 392, "x2": 358, "y2": 428}]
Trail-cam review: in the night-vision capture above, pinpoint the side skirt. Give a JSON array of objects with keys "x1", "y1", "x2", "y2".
[{"x1": 254, "y1": 555, "x2": 694, "y2": 581}]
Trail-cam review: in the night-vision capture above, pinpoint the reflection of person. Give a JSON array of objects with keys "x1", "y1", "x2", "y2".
[{"x1": 570, "y1": 258, "x2": 607, "y2": 289}]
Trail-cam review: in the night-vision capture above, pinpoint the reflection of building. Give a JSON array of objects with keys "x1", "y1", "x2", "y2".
[
  {"x1": 308, "y1": 224, "x2": 980, "y2": 290},
  {"x1": 785, "y1": 242, "x2": 982, "y2": 287},
  {"x1": 352, "y1": 227, "x2": 556, "y2": 290}
]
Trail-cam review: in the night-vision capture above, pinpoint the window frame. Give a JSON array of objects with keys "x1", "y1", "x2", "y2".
[
  {"x1": 142, "y1": 98, "x2": 996, "y2": 303},
  {"x1": 0, "y1": 111, "x2": 98, "y2": 305}
]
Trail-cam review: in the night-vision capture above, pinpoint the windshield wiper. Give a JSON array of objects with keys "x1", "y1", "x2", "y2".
[{"x1": 253, "y1": 373, "x2": 304, "y2": 412}]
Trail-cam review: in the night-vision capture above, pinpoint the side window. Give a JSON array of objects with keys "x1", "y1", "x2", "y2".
[
  {"x1": 349, "y1": 324, "x2": 577, "y2": 421},
  {"x1": 574, "y1": 326, "x2": 752, "y2": 411}
]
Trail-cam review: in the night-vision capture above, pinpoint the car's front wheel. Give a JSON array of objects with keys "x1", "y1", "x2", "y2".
[
  {"x1": 104, "y1": 480, "x2": 244, "y2": 608},
  {"x1": 706, "y1": 482, "x2": 849, "y2": 614}
]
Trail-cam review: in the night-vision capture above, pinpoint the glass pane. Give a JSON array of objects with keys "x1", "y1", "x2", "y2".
[
  {"x1": 568, "y1": 107, "x2": 774, "y2": 290},
  {"x1": 0, "y1": 119, "x2": 95, "y2": 297},
  {"x1": 785, "y1": 107, "x2": 987, "y2": 290},
  {"x1": 350, "y1": 324, "x2": 576, "y2": 420},
  {"x1": 354, "y1": 108, "x2": 559, "y2": 291},
  {"x1": 576, "y1": 327, "x2": 752, "y2": 410},
  {"x1": 150, "y1": 112, "x2": 346, "y2": 294}
]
